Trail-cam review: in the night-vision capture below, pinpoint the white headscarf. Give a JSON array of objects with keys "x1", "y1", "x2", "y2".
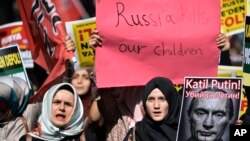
[{"x1": 30, "y1": 83, "x2": 84, "y2": 140}]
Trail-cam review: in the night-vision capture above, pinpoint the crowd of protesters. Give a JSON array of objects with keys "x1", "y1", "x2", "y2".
[
  {"x1": 0, "y1": 0, "x2": 249, "y2": 141},
  {"x1": 0, "y1": 30, "x2": 238, "y2": 141}
]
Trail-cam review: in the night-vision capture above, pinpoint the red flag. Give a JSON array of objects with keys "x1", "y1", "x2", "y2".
[
  {"x1": 17, "y1": 0, "x2": 74, "y2": 102},
  {"x1": 53, "y1": 0, "x2": 89, "y2": 22}
]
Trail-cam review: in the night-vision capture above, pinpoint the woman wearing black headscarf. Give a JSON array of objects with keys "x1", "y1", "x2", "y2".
[{"x1": 124, "y1": 77, "x2": 181, "y2": 141}]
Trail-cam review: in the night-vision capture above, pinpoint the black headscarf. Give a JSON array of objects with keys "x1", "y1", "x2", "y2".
[{"x1": 135, "y1": 77, "x2": 181, "y2": 141}]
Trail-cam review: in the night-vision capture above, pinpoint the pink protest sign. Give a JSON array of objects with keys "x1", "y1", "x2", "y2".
[{"x1": 95, "y1": 0, "x2": 220, "y2": 88}]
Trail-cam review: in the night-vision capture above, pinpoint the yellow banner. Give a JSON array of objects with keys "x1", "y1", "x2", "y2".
[
  {"x1": 247, "y1": 0, "x2": 250, "y2": 15},
  {"x1": 221, "y1": 0, "x2": 246, "y2": 35},
  {"x1": 218, "y1": 65, "x2": 247, "y2": 116},
  {"x1": 71, "y1": 18, "x2": 96, "y2": 67},
  {"x1": 240, "y1": 89, "x2": 248, "y2": 116},
  {"x1": 243, "y1": 73, "x2": 250, "y2": 85}
]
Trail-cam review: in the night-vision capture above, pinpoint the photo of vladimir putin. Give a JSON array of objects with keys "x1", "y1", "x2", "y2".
[{"x1": 186, "y1": 88, "x2": 234, "y2": 141}]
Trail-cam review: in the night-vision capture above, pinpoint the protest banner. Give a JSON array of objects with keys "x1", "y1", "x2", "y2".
[
  {"x1": 0, "y1": 44, "x2": 31, "y2": 88},
  {"x1": 218, "y1": 65, "x2": 243, "y2": 77},
  {"x1": 221, "y1": 0, "x2": 246, "y2": 35},
  {"x1": 242, "y1": 15, "x2": 250, "y2": 118},
  {"x1": 244, "y1": 16, "x2": 250, "y2": 87},
  {"x1": 95, "y1": 0, "x2": 220, "y2": 88},
  {"x1": 247, "y1": 0, "x2": 250, "y2": 15},
  {"x1": 177, "y1": 77, "x2": 242, "y2": 141},
  {"x1": 17, "y1": 0, "x2": 74, "y2": 102},
  {"x1": 218, "y1": 65, "x2": 247, "y2": 116},
  {"x1": 66, "y1": 17, "x2": 95, "y2": 68},
  {"x1": 0, "y1": 21, "x2": 34, "y2": 68},
  {"x1": 241, "y1": 94, "x2": 248, "y2": 116}
]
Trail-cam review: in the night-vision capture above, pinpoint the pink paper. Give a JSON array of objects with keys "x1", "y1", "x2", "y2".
[{"x1": 96, "y1": 0, "x2": 220, "y2": 88}]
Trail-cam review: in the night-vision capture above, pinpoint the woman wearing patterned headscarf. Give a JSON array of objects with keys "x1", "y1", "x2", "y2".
[{"x1": 0, "y1": 76, "x2": 38, "y2": 141}]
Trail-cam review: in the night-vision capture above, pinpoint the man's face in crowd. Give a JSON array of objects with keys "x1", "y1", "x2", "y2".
[
  {"x1": 71, "y1": 69, "x2": 91, "y2": 96},
  {"x1": 189, "y1": 97, "x2": 230, "y2": 141}
]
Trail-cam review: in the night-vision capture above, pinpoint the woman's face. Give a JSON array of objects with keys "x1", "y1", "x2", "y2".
[
  {"x1": 51, "y1": 89, "x2": 74, "y2": 128},
  {"x1": 146, "y1": 88, "x2": 169, "y2": 122},
  {"x1": 71, "y1": 70, "x2": 91, "y2": 96}
]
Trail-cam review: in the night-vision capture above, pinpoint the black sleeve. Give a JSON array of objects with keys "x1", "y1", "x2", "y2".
[
  {"x1": 123, "y1": 127, "x2": 134, "y2": 141},
  {"x1": 219, "y1": 50, "x2": 232, "y2": 65},
  {"x1": 19, "y1": 135, "x2": 27, "y2": 141},
  {"x1": 19, "y1": 134, "x2": 44, "y2": 141},
  {"x1": 61, "y1": 132, "x2": 84, "y2": 141}
]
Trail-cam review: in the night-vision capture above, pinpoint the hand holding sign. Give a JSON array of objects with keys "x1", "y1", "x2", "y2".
[
  {"x1": 89, "y1": 30, "x2": 103, "y2": 49},
  {"x1": 64, "y1": 35, "x2": 76, "y2": 52},
  {"x1": 216, "y1": 33, "x2": 230, "y2": 51}
]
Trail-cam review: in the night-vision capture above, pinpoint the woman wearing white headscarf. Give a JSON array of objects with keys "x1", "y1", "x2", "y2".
[{"x1": 20, "y1": 83, "x2": 84, "y2": 141}]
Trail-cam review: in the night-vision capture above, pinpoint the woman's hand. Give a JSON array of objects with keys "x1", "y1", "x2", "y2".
[
  {"x1": 235, "y1": 119, "x2": 243, "y2": 125},
  {"x1": 64, "y1": 35, "x2": 76, "y2": 51},
  {"x1": 89, "y1": 30, "x2": 102, "y2": 49},
  {"x1": 216, "y1": 33, "x2": 230, "y2": 51}
]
